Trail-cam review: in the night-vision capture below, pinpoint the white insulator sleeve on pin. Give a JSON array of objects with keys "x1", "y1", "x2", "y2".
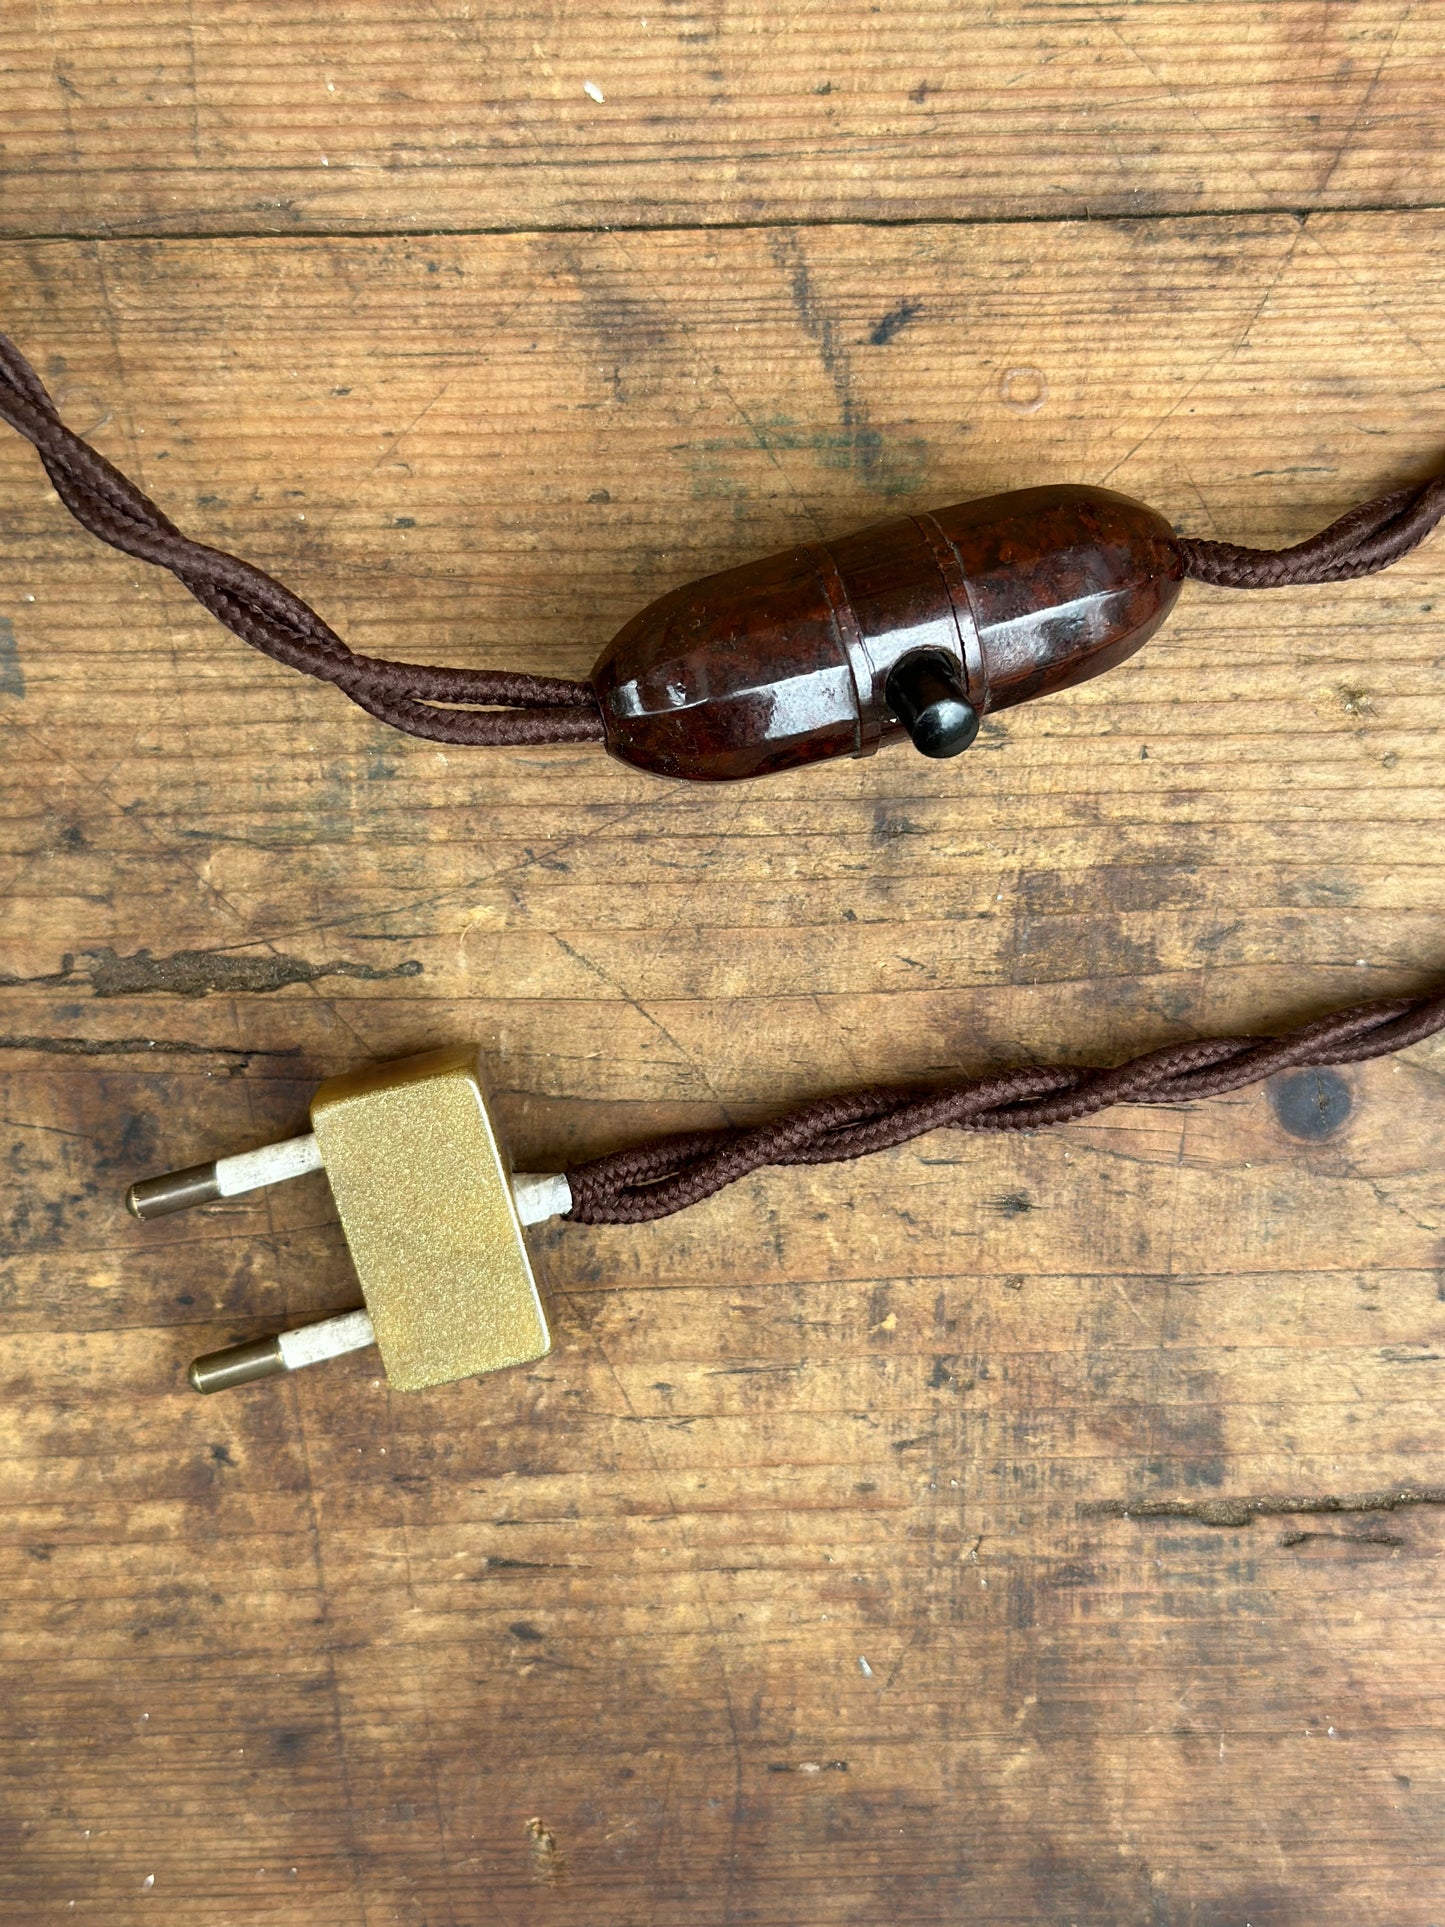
[
  {"x1": 214, "y1": 1133, "x2": 324, "y2": 1197},
  {"x1": 512, "y1": 1171, "x2": 572, "y2": 1225},
  {"x1": 277, "y1": 1307, "x2": 377, "y2": 1370}
]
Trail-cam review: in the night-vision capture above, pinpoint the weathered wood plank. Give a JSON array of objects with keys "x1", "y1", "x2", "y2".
[
  {"x1": 2, "y1": 215, "x2": 1444, "y2": 1923},
  {"x1": 1, "y1": 2, "x2": 1441, "y2": 237}
]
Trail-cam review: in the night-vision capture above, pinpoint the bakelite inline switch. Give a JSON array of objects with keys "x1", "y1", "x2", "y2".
[{"x1": 128, "y1": 1047, "x2": 569, "y2": 1394}]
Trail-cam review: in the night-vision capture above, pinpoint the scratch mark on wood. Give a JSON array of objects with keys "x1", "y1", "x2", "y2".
[
  {"x1": 1315, "y1": 2, "x2": 1414, "y2": 198},
  {"x1": 0, "y1": 1033, "x2": 297, "y2": 1063}
]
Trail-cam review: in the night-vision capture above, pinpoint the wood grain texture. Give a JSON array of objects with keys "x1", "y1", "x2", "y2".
[
  {"x1": 3, "y1": 62, "x2": 1445, "y2": 1927},
  {"x1": 2, "y1": 2, "x2": 1443, "y2": 237}
]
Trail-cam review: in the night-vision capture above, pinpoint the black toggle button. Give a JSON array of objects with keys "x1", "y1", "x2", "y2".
[{"x1": 885, "y1": 653, "x2": 980, "y2": 759}]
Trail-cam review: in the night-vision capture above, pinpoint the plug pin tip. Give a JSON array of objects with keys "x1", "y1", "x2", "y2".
[
  {"x1": 127, "y1": 1163, "x2": 222, "y2": 1221},
  {"x1": 188, "y1": 1336, "x2": 286, "y2": 1394}
]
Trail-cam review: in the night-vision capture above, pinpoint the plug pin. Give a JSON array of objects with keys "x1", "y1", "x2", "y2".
[
  {"x1": 189, "y1": 1309, "x2": 378, "y2": 1393},
  {"x1": 126, "y1": 1049, "x2": 575, "y2": 1394},
  {"x1": 127, "y1": 1133, "x2": 324, "y2": 1220},
  {"x1": 180, "y1": 1164, "x2": 566, "y2": 1394},
  {"x1": 179, "y1": 1162, "x2": 565, "y2": 1393}
]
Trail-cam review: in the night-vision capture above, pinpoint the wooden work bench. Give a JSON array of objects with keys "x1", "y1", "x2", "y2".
[{"x1": 2, "y1": 7, "x2": 1443, "y2": 1921}]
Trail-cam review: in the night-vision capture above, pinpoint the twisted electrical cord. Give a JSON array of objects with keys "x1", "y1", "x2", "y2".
[
  {"x1": 0, "y1": 332, "x2": 604, "y2": 745},
  {"x1": 563, "y1": 989, "x2": 1445, "y2": 1221},
  {"x1": 1177, "y1": 476, "x2": 1445, "y2": 586}
]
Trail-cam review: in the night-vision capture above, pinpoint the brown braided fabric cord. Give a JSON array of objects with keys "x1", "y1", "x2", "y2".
[
  {"x1": 564, "y1": 989, "x2": 1445, "y2": 1222},
  {"x1": 1179, "y1": 475, "x2": 1445, "y2": 586},
  {"x1": 0, "y1": 332, "x2": 604, "y2": 746}
]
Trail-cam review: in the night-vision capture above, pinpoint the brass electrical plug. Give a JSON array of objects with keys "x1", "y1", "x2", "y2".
[{"x1": 128, "y1": 1046, "x2": 569, "y2": 1395}]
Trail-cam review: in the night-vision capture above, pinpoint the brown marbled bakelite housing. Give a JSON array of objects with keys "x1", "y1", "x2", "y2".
[{"x1": 590, "y1": 484, "x2": 1184, "y2": 782}]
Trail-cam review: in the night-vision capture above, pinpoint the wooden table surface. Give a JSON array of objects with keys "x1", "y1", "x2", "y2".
[{"x1": 3, "y1": 7, "x2": 1444, "y2": 1923}]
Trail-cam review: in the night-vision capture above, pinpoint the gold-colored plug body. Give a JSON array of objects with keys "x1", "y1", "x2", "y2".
[{"x1": 309, "y1": 1046, "x2": 550, "y2": 1391}]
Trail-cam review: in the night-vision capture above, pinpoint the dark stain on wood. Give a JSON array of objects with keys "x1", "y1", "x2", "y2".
[
  {"x1": 1086, "y1": 1484, "x2": 1445, "y2": 1528},
  {"x1": 868, "y1": 298, "x2": 922, "y2": 346},
  {"x1": 0, "y1": 615, "x2": 22, "y2": 697},
  {"x1": 1270, "y1": 1066, "x2": 1353, "y2": 1139},
  {"x1": 3, "y1": 947, "x2": 423, "y2": 998}
]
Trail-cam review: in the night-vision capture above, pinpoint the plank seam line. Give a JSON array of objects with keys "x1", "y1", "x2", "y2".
[{"x1": 6, "y1": 201, "x2": 1445, "y2": 248}]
